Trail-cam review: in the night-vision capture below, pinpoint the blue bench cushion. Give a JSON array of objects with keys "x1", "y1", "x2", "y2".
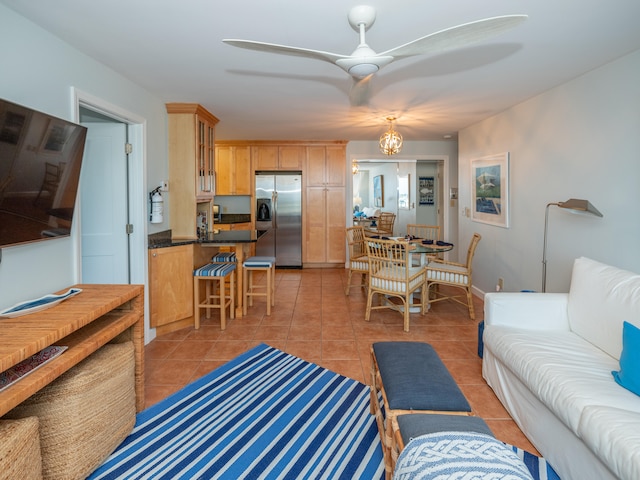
[
  {"x1": 211, "y1": 252, "x2": 237, "y2": 262},
  {"x1": 194, "y1": 262, "x2": 236, "y2": 277},
  {"x1": 243, "y1": 256, "x2": 276, "y2": 268},
  {"x1": 373, "y1": 341, "x2": 471, "y2": 412},
  {"x1": 396, "y1": 414, "x2": 493, "y2": 446}
]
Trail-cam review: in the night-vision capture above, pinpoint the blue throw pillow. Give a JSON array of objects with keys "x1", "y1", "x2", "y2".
[{"x1": 612, "y1": 321, "x2": 640, "y2": 396}]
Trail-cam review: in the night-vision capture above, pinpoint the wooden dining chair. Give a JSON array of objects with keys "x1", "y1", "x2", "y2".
[
  {"x1": 406, "y1": 224, "x2": 440, "y2": 242},
  {"x1": 365, "y1": 212, "x2": 396, "y2": 236},
  {"x1": 365, "y1": 237, "x2": 427, "y2": 332},
  {"x1": 345, "y1": 226, "x2": 369, "y2": 295},
  {"x1": 425, "y1": 233, "x2": 481, "y2": 319},
  {"x1": 406, "y1": 224, "x2": 441, "y2": 261}
]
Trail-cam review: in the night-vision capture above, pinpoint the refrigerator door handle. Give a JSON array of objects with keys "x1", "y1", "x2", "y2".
[{"x1": 273, "y1": 191, "x2": 278, "y2": 228}]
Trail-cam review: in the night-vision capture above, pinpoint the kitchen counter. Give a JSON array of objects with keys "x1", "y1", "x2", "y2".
[{"x1": 148, "y1": 229, "x2": 258, "y2": 249}]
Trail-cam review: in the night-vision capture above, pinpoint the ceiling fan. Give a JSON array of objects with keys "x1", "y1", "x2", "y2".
[{"x1": 223, "y1": 5, "x2": 527, "y2": 105}]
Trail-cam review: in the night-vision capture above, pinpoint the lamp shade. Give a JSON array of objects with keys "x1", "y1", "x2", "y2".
[{"x1": 558, "y1": 198, "x2": 603, "y2": 217}]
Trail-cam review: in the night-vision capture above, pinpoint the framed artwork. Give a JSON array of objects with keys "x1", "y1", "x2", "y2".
[
  {"x1": 373, "y1": 175, "x2": 384, "y2": 208},
  {"x1": 472, "y1": 152, "x2": 510, "y2": 228},
  {"x1": 418, "y1": 176, "x2": 434, "y2": 205}
]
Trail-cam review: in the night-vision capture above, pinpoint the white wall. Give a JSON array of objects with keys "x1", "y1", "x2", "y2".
[
  {"x1": 0, "y1": 5, "x2": 168, "y2": 316},
  {"x1": 459, "y1": 49, "x2": 640, "y2": 294}
]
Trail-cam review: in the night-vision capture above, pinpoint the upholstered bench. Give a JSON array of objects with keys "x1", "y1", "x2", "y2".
[
  {"x1": 370, "y1": 341, "x2": 473, "y2": 477},
  {"x1": 391, "y1": 413, "x2": 493, "y2": 470}
]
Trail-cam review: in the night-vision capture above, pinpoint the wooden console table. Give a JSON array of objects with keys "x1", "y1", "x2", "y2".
[{"x1": 0, "y1": 284, "x2": 145, "y2": 417}]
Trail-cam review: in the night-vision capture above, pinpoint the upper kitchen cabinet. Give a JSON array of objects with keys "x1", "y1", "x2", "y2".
[
  {"x1": 215, "y1": 144, "x2": 251, "y2": 195},
  {"x1": 306, "y1": 145, "x2": 346, "y2": 187},
  {"x1": 252, "y1": 143, "x2": 304, "y2": 171},
  {"x1": 166, "y1": 103, "x2": 219, "y2": 238}
]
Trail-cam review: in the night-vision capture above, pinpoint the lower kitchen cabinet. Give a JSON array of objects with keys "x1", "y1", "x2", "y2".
[
  {"x1": 149, "y1": 244, "x2": 194, "y2": 332},
  {"x1": 304, "y1": 186, "x2": 346, "y2": 265}
]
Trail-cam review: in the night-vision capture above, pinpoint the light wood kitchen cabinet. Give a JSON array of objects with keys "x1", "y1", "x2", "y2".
[
  {"x1": 305, "y1": 186, "x2": 346, "y2": 264},
  {"x1": 307, "y1": 145, "x2": 346, "y2": 187},
  {"x1": 215, "y1": 145, "x2": 251, "y2": 195},
  {"x1": 166, "y1": 103, "x2": 219, "y2": 238},
  {"x1": 252, "y1": 144, "x2": 304, "y2": 170},
  {"x1": 149, "y1": 244, "x2": 194, "y2": 332},
  {"x1": 304, "y1": 144, "x2": 346, "y2": 265}
]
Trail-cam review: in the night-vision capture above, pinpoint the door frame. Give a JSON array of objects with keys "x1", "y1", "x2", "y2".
[
  {"x1": 70, "y1": 87, "x2": 147, "y2": 290},
  {"x1": 349, "y1": 154, "x2": 449, "y2": 243}
]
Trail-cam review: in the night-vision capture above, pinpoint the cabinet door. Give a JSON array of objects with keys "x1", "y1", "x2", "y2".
[
  {"x1": 325, "y1": 146, "x2": 346, "y2": 186},
  {"x1": 149, "y1": 245, "x2": 194, "y2": 328},
  {"x1": 326, "y1": 186, "x2": 346, "y2": 263},
  {"x1": 196, "y1": 115, "x2": 215, "y2": 198},
  {"x1": 234, "y1": 146, "x2": 252, "y2": 194},
  {"x1": 253, "y1": 146, "x2": 278, "y2": 170},
  {"x1": 279, "y1": 145, "x2": 304, "y2": 170},
  {"x1": 304, "y1": 187, "x2": 327, "y2": 263},
  {"x1": 215, "y1": 146, "x2": 233, "y2": 195},
  {"x1": 306, "y1": 146, "x2": 326, "y2": 187}
]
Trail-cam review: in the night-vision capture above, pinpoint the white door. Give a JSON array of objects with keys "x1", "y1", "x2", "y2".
[{"x1": 80, "y1": 122, "x2": 129, "y2": 283}]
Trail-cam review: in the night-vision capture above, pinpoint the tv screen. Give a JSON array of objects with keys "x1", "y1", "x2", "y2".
[{"x1": 0, "y1": 99, "x2": 87, "y2": 248}]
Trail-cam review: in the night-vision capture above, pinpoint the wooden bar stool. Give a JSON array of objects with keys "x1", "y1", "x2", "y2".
[
  {"x1": 242, "y1": 256, "x2": 276, "y2": 316},
  {"x1": 193, "y1": 262, "x2": 236, "y2": 330}
]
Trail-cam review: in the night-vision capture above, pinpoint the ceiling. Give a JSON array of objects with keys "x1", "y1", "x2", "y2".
[{"x1": 3, "y1": 1, "x2": 640, "y2": 142}]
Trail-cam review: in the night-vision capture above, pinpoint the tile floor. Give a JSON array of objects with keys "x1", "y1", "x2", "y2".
[{"x1": 144, "y1": 268, "x2": 539, "y2": 455}]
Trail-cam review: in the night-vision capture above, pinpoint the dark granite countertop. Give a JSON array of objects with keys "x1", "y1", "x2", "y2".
[{"x1": 148, "y1": 229, "x2": 258, "y2": 249}]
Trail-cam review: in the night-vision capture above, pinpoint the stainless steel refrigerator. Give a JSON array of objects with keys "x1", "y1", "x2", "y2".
[{"x1": 255, "y1": 172, "x2": 302, "y2": 267}]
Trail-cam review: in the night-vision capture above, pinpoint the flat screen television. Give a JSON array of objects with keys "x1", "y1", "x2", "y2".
[{"x1": 0, "y1": 98, "x2": 87, "y2": 248}]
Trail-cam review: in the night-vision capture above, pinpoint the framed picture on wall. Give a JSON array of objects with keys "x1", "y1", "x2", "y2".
[
  {"x1": 471, "y1": 152, "x2": 510, "y2": 228},
  {"x1": 418, "y1": 176, "x2": 434, "y2": 205},
  {"x1": 373, "y1": 175, "x2": 384, "y2": 208}
]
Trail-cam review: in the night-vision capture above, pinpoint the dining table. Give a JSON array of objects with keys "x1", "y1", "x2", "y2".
[{"x1": 387, "y1": 236, "x2": 455, "y2": 312}]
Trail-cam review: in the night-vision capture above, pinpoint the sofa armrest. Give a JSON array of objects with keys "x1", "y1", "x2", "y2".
[{"x1": 484, "y1": 292, "x2": 570, "y2": 330}]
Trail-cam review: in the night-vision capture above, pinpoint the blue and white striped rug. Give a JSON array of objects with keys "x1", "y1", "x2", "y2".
[{"x1": 89, "y1": 343, "x2": 385, "y2": 479}]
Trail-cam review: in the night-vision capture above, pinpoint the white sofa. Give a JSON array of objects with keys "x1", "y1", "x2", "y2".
[{"x1": 482, "y1": 257, "x2": 640, "y2": 480}]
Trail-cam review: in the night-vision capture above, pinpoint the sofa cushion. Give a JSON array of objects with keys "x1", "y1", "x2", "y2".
[
  {"x1": 612, "y1": 321, "x2": 640, "y2": 396},
  {"x1": 577, "y1": 405, "x2": 640, "y2": 480},
  {"x1": 484, "y1": 326, "x2": 640, "y2": 432},
  {"x1": 568, "y1": 257, "x2": 640, "y2": 360}
]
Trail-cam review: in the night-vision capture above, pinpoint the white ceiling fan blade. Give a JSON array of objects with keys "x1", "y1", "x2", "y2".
[
  {"x1": 380, "y1": 15, "x2": 527, "y2": 59},
  {"x1": 223, "y1": 39, "x2": 348, "y2": 65}
]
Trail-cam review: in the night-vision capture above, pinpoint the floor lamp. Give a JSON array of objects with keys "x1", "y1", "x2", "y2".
[{"x1": 542, "y1": 198, "x2": 603, "y2": 292}]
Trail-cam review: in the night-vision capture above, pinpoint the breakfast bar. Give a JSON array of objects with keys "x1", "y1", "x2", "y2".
[{"x1": 199, "y1": 229, "x2": 258, "y2": 318}]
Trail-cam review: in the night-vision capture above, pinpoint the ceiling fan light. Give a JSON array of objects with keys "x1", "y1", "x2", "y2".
[
  {"x1": 379, "y1": 118, "x2": 403, "y2": 155},
  {"x1": 349, "y1": 63, "x2": 378, "y2": 78}
]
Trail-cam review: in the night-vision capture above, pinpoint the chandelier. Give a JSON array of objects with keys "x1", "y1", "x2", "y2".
[
  {"x1": 352, "y1": 162, "x2": 359, "y2": 175},
  {"x1": 379, "y1": 117, "x2": 403, "y2": 155}
]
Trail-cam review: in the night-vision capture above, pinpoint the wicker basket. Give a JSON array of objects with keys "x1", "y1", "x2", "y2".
[
  {"x1": 4, "y1": 342, "x2": 136, "y2": 480},
  {"x1": 0, "y1": 416, "x2": 42, "y2": 480}
]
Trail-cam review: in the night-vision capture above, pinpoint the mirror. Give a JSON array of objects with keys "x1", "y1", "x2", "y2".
[{"x1": 398, "y1": 174, "x2": 410, "y2": 210}]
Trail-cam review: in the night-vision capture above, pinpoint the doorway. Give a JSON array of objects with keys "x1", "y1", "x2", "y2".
[
  {"x1": 72, "y1": 88, "x2": 146, "y2": 289},
  {"x1": 350, "y1": 158, "x2": 446, "y2": 238}
]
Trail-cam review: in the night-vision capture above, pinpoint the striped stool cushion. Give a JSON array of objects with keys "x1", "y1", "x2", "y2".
[
  {"x1": 194, "y1": 262, "x2": 236, "y2": 277},
  {"x1": 243, "y1": 256, "x2": 276, "y2": 268},
  {"x1": 211, "y1": 252, "x2": 237, "y2": 262}
]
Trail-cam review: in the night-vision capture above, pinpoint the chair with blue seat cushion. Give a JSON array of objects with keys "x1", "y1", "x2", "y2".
[
  {"x1": 211, "y1": 251, "x2": 237, "y2": 263},
  {"x1": 242, "y1": 256, "x2": 276, "y2": 316},
  {"x1": 193, "y1": 262, "x2": 236, "y2": 330}
]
